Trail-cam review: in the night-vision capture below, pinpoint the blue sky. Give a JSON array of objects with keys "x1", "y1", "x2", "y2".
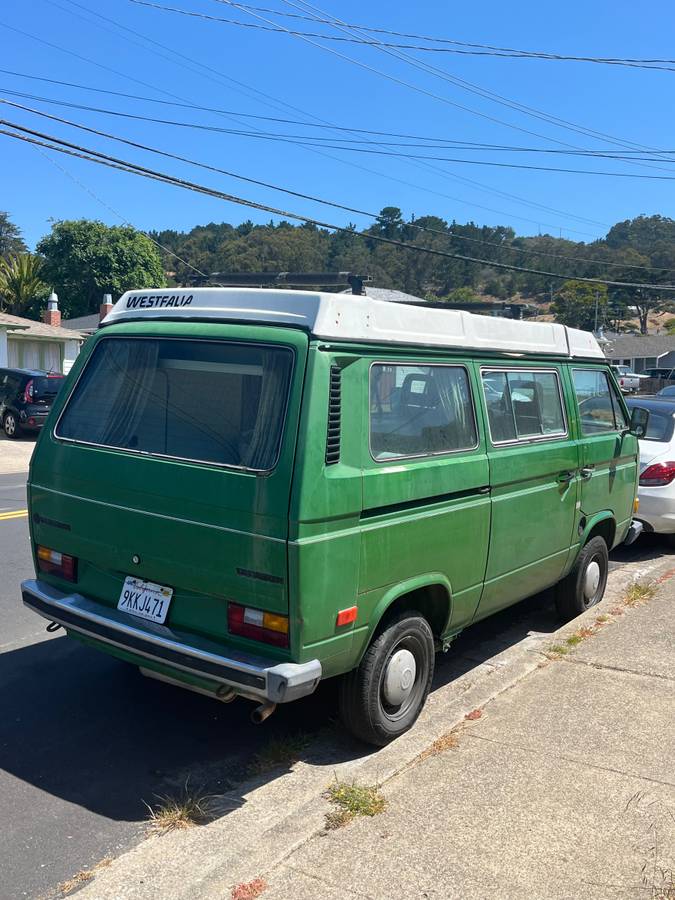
[{"x1": 2, "y1": 0, "x2": 674, "y2": 249}]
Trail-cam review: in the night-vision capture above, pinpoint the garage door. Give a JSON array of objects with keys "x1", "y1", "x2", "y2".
[{"x1": 8, "y1": 339, "x2": 62, "y2": 372}]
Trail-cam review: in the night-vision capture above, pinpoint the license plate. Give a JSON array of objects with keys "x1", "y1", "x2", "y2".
[{"x1": 117, "y1": 576, "x2": 173, "y2": 624}]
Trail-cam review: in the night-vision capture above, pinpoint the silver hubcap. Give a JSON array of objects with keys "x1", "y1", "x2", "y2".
[
  {"x1": 383, "y1": 648, "x2": 417, "y2": 707},
  {"x1": 5, "y1": 416, "x2": 15, "y2": 435},
  {"x1": 584, "y1": 560, "x2": 601, "y2": 600}
]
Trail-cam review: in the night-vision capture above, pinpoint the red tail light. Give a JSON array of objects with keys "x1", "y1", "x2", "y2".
[
  {"x1": 37, "y1": 545, "x2": 78, "y2": 582},
  {"x1": 23, "y1": 379, "x2": 34, "y2": 403},
  {"x1": 228, "y1": 603, "x2": 289, "y2": 647},
  {"x1": 639, "y1": 462, "x2": 675, "y2": 487}
]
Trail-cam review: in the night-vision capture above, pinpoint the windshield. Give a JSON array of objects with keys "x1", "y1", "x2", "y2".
[{"x1": 56, "y1": 338, "x2": 294, "y2": 470}]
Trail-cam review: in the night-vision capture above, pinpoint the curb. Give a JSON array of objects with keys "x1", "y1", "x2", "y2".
[{"x1": 73, "y1": 552, "x2": 675, "y2": 900}]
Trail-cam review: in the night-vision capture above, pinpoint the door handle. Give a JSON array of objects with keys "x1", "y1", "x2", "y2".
[
  {"x1": 557, "y1": 470, "x2": 575, "y2": 483},
  {"x1": 580, "y1": 466, "x2": 594, "y2": 480}
]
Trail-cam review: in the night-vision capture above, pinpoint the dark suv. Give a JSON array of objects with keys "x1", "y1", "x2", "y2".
[{"x1": 0, "y1": 368, "x2": 65, "y2": 438}]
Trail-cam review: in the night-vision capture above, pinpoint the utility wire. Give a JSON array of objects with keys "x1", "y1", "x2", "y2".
[
  {"x1": 279, "y1": 0, "x2": 675, "y2": 173},
  {"x1": 5, "y1": 95, "x2": 665, "y2": 275},
  {"x1": 7, "y1": 89, "x2": 675, "y2": 166},
  {"x1": 3, "y1": 70, "x2": 672, "y2": 156},
  {"x1": 2, "y1": 119, "x2": 674, "y2": 291},
  {"x1": 212, "y1": 2, "x2": 675, "y2": 70},
  {"x1": 128, "y1": 0, "x2": 675, "y2": 73}
]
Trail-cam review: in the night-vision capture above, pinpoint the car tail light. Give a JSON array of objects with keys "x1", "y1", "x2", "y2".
[
  {"x1": 639, "y1": 462, "x2": 675, "y2": 487},
  {"x1": 228, "y1": 603, "x2": 289, "y2": 647},
  {"x1": 37, "y1": 545, "x2": 77, "y2": 582},
  {"x1": 23, "y1": 379, "x2": 34, "y2": 403}
]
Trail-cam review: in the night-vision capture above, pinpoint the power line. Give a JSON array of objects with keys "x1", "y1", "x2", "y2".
[
  {"x1": 5, "y1": 95, "x2": 658, "y2": 277},
  {"x1": 7, "y1": 89, "x2": 675, "y2": 171},
  {"x1": 278, "y1": 0, "x2": 675, "y2": 173},
  {"x1": 211, "y1": 2, "x2": 675, "y2": 70},
  {"x1": 2, "y1": 119, "x2": 674, "y2": 291}
]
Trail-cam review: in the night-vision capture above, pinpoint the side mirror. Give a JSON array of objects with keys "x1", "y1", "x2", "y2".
[{"x1": 629, "y1": 406, "x2": 649, "y2": 438}]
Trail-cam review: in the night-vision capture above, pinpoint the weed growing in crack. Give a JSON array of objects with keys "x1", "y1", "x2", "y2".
[{"x1": 324, "y1": 780, "x2": 385, "y2": 829}]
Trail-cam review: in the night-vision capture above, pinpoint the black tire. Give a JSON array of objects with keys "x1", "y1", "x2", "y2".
[
  {"x1": 554, "y1": 535, "x2": 609, "y2": 621},
  {"x1": 338, "y1": 612, "x2": 435, "y2": 746},
  {"x1": 3, "y1": 411, "x2": 19, "y2": 438}
]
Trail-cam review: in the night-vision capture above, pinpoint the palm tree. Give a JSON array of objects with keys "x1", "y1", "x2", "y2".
[{"x1": 0, "y1": 253, "x2": 48, "y2": 317}]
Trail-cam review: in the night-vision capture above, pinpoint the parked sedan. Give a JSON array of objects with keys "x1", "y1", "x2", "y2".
[
  {"x1": 656, "y1": 384, "x2": 675, "y2": 399},
  {"x1": 626, "y1": 397, "x2": 675, "y2": 542}
]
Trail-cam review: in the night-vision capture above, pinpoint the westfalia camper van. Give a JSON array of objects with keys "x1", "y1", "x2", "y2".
[{"x1": 21, "y1": 289, "x2": 646, "y2": 745}]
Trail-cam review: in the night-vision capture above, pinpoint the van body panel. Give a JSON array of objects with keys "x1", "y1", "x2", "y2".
[
  {"x1": 29, "y1": 322, "x2": 309, "y2": 650},
  {"x1": 358, "y1": 355, "x2": 490, "y2": 632},
  {"x1": 476, "y1": 363, "x2": 580, "y2": 616}
]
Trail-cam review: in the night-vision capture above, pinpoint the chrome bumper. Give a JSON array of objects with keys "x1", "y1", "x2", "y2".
[{"x1": 21, "y1": 579, "x2": 322, "y2": 703}]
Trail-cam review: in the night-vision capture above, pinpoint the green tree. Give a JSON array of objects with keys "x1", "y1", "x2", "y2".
[
  {"x1": 552, "y1": 280, "x2": 608, "y2": 330},
  {"x1": 443, "y1": 286, "x2": 481, "y2": 304},
  {"x1": 37, "y1": 220, "x2": 166, "y2": 318},
  {"x1": 0, "y1": 253, "x2": 48, "y2": 317},
  {"x1": 0, "y1": 212, "x2": 27, "y2": 258}
]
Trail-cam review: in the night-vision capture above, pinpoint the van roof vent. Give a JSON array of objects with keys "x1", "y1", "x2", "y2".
[{"x1": 325, "y1": 365, "x2": 341, "y2": 466}]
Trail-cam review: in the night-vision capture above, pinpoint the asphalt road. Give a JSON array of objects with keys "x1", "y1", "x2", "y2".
[{"x1": 0, "y1": 468, "x2": 670, "y2": 899}]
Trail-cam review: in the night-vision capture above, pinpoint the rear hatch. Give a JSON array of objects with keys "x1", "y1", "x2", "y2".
[
  {"x1": 28, "y1": 323, "x2": 307, "y2": 653},
  {"x1": 26, "y1": 374, "x2": 65, "y2": 415}
]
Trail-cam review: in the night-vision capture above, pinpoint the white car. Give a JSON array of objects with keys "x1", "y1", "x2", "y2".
[{"x1": 626, "y1": 397, "x2": 675, "y2": 541}]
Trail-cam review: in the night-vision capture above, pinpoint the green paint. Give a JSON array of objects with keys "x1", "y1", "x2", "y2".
[{"x1": 26, "y1": 321, "x2": 638, "y2": 707}]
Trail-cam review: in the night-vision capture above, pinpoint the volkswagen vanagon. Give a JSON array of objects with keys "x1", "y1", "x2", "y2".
[{"x1": 21, "y1": 289, "x2": 646, "y2": 745}]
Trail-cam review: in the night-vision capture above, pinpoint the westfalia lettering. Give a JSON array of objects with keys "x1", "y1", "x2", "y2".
[{"x1": 125, "y1": 294, "x2": 194, "y2": 309}]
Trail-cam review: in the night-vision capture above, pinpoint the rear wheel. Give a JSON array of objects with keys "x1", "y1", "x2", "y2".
[
  {"x1": 338, "y1": 612, "x2": 435, "y2": 746},
  {"x1": 3, "y1": 411, "x2": 19, "y2": 438},
  {"x1": 554, "y1": 535, "x2": 608, "y2": 621}
]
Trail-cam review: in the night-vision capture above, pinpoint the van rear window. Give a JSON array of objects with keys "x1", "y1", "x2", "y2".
[{"x1": 56, "y1": 338, "x2": 293, "y2": 470}]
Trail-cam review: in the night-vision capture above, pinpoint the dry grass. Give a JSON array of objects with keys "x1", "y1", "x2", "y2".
[
  {"x1": 416, "y1": 730, "x2": 460, "y2": 764},
  {"x1": 231, "y1": 877, "x2": 267, "y2": 899},
  {"x1": 324, "y1": 780, "x2": 386, "y2": 830},
  {"x1": 248, "y1": 733, "x2": 309, "y2": 776},
  {"x1": 58, "y1": 857, "x2": 112, "y2": 895},
  {"x1": 624, "y1": 581, "x2": 657, "y2": 607},
  {"x1": 547, "y1": 643, "x2": 570, "y2": 658},
  {"x1": 144, "y1": 781, "x2": 213, "y2": 834}
]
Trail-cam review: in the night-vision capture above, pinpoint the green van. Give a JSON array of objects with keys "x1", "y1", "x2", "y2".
[{"x1": 22, "y1": 289, "x2": 646, "y2": 745}]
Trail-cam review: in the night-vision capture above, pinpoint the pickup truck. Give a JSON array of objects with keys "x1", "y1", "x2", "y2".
[{"x1": 611, "y1": 365, "x2": 647, "y2": 394}]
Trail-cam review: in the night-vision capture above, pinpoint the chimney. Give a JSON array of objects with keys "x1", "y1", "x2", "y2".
[
  {"x1": 99, "y1": 293, "x2": 114, "y2": 322},
  {"x1": 42, "y1": 291, "x2": 61, "y2": 328}
]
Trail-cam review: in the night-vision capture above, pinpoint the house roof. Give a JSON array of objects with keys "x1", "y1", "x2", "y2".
[
  {"x1": 61, "y1": 313, "x2": 100, "y2": 333},
  {"x1": 355, "y1": 286, "x2": 427, "y2": 305},
  {"x1": 602, "y1": 332, "x2": 675, "y2": 359},
  {"x1": 0, "y1": 312, "x2": 84, "y2": 341},
  {"x1": 103, "y1": 287, "x2": 604, "y2": 359}
]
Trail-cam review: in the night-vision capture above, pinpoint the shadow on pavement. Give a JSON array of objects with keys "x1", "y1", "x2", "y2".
[{"x1": 0, "y1": 533, "x2": 670, "y2": 829}]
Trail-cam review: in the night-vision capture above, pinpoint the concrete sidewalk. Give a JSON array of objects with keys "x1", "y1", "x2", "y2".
[
  {"x1": 262, "y1": 582, "x2": 675, "y2": 900},
  {"x1": 73, "y1": 559, "x2": 675, "y2": 900}
]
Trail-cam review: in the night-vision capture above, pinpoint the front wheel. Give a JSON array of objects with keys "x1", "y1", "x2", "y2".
[
  {"x1": 554, "y1": 536, "x2": 609, "y2": 621},
  {"x1": 3, "y1": 412, "x2": 19, "y2": 438},
  {"x1": 338, "y1": 612, "x2": 435, "y2": 746}
]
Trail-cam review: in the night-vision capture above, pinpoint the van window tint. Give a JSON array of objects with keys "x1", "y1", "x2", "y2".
[
  {"x1": 482, "y1": 369, "x2": 566, "y2": 443},
  {"x1": 56, "y1": 338, "x2": 293, "y2": 470},
  {"x1": 370, "y1": 364, "x2": 476, "y2": 460},
  {"x1": 574, "y1": 369, "x2": 626, "y2": 434}
]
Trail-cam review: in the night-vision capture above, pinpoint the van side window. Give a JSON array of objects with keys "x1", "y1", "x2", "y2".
[
  {"x1": 481, "y1": 369, "x2": 566, "y2": 444},
  {"x1": 370, "y1": 364, "x2": 477, "y2": 460},
  {"x1": 573, "y1": 369, "x2": 626, "y2": 434}
]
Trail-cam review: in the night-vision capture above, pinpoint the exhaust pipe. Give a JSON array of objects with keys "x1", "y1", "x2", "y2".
[
  {"x1": 215, "y1": 685, "x2": 236, "y2": 703},
  {"x1": 250, "y1": 701, "x2": 277, "y2": 724}
]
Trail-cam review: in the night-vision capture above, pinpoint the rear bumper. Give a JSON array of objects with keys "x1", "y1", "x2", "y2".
[{"x1": 21, "y1": 579, "x2": 322, "y2": 703}]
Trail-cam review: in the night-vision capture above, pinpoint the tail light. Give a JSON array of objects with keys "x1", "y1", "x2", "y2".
[
  {"x1": 228, "y1": 603, "x2": 289, "y2": 647},
  {"x1": 639, "y1": 462, "x2": 675, "y2": 487},
  {"x1": 37, "y1": 545, "x2": 78, "y2": 582},
  {"x1": 23, "y1": 379, "x2": 34, "y2": 403}
]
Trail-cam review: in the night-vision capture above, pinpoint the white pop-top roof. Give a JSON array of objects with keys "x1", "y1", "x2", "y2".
[{"x1": 104, "y1": 287, "x2": 604, "y2": 359}]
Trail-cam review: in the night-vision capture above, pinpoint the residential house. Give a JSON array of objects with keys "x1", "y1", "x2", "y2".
[
  {"x1": 0, "y1": 293, "x2": 83, "y2": 374},
  {"x1": 603, "y1": 332, "x2": 675, "y2": 373}
]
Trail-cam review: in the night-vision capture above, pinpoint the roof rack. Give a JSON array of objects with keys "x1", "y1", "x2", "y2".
[{"x1": 186, "y1": 271, "x2": 372, "y2": 296}]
